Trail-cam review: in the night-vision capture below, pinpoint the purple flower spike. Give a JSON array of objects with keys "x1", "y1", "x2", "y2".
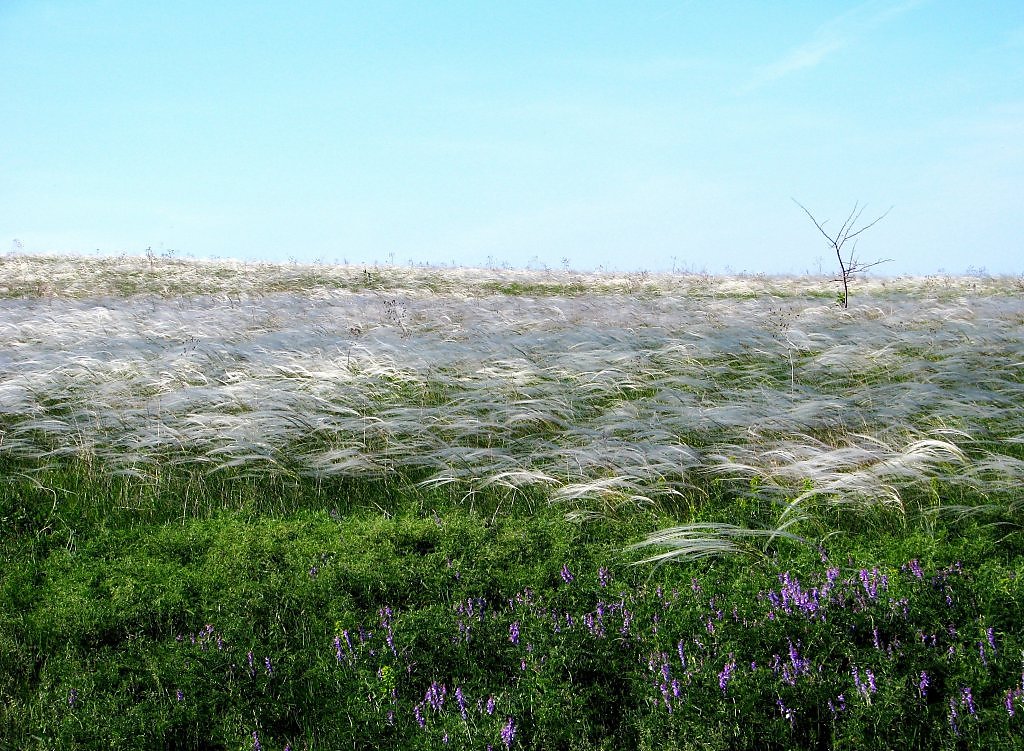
[
  {"x1": 918, "y1": 671, "x2": 929, "y2": 699},
  {"x1": 425, "y1": 681, "x2": 446, "y2": 711},
  {"x1": 501, "y1": 717, "x2": 516, "y2": 749},
  {"x1": 908, "y1": 558, "x2": 924, "y2": 580},
  {"x1": 718, "y1": 654, "x2": 736, "y2": 694},
  {"x1": 68, "y1": 688, "x2": 78, "y2": 708},
  {"x1": 509, "y1": 621, "x2": 520, "y2": 645},
  {"x1": 598, "y1": 567, "x2": 610, "y2": 587},
  {"x1": 560, "y1": 564, "x2": 574, "y2": 584},
  {"x1": 252, "y1": 731, "x2": 262, "y2": 751},
  {"x1": 776, "y1": 696, "x2": 794, "y2": 727},
  {"x1": 455, "y1": 686, "x2": 468, "y2": 720},
  {"x1": 963, "y1": 686, "x2": 976, "y2": 716},
  {"x1": 852, "y1": 667, "x2": 867, "y2": 700},
  {"x1": 1006, "y1": 689, "x2": 1020, "y2": 717}
]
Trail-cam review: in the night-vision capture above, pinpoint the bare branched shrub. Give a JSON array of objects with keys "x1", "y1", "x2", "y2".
[{"x1": 794, "y1": 200, "x2": 892, "y2": 308}]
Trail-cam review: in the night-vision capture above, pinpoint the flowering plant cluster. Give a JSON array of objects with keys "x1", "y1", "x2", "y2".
[{"x1": 119, "y1": 547, "x2": 1019, "y2": 750}]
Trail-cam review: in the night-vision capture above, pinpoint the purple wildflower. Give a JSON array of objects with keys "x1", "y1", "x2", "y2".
[
  {"x1": 414, "y1": 702, "x2": 426, "y2": 729},
  {"x1": 500, "y1": 717, "x2": 516, "y2": 749},
  {"x1": 598, "y1": 567, "x2": 610, "y2": 587},
  {"x1": 962, "y1": 686, "x2": 976, "y2": 716},
  {"x1": 455, "y1": 686, "x2": 467, "y2": 720},
  {"x1": 252, "y1": 731, "x2": 262, "y2": 751},
  {"x1": 333, "y1": 635, "x2": 343, "y2": 662},
  {"x1": 1006, "y1": 689, "x2": 1020, "y2": 717},
  {"x1": 176, "y1": 689, "x2": 185, "y2": 702},
  {"x1": 852, "y1": 667, "x2": 867, "y2": 700},
  {"x1": 718, "y1": 654, "x2": 736, "y2": 694},
  {"x1": 918, "y1": 671, "x2": 929, "y2": 699},
  {"x1": 486, "y1": 696, "x2": 496, "y2": 715},
  {"x1": 987, "y1": 627, "x2": 997, "y2": 651},
  {"x1": 776, "y1": 696, "x2": 794, "y2": 727},
  {"x1": 509, "y1": 621, "x2": 520, "y2": 645},
  {"x1": 788, "y1": 640, "x2": 808, "y2": 675},
  {"x1": 907, "y1": 558, "x2": 924, "y2": 580},
  {"x1": 68, "y1": 688, "x2": 78, "y2": 708},
  {"x1": 247, "y1": 650, "x2": 255, "y2": 675},
  {"x1": 560, "y1": 564, "x2": 574, "y2": 584},
  {"x1": 264, "y1": 656, "x2": 273, "y2": 675},
  {"x1": 425, "y1": 681, "x2": 446, "y2": 711}
]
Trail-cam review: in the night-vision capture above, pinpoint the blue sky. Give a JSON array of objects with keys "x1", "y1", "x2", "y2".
[{"x1": 2, "y1": 1, "x2": 1022, "y2": 274}]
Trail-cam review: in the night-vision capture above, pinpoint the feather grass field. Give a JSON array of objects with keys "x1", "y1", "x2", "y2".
[{"x1": 1, "y1": 254, "x2": 1022, "y2": 749}]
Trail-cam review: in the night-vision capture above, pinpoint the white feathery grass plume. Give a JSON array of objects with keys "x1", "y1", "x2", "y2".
[
  {"x1": 2, "y1": 254, "x2": 1023, "y2": 529},
  {"x1": 629, "y1": 523, "x2": 808, "y2": 564}
]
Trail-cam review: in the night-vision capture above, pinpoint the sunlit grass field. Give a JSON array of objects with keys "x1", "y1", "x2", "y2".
[{"x1": 2, "y1": 254, "x2": 1022, "y2": 749}]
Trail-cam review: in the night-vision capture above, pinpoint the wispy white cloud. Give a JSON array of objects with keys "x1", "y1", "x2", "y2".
[{"x1": 743, "y1": 0, "x2": 927, "y2": 90}]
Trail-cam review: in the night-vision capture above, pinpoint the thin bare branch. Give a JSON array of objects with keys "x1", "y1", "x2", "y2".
[
  {"x1": 792, "y1": 200, "x2": 838, "y2": 246},
  {"x1": 845, "y1": 206, "x2": 893, "y2": 242}
]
